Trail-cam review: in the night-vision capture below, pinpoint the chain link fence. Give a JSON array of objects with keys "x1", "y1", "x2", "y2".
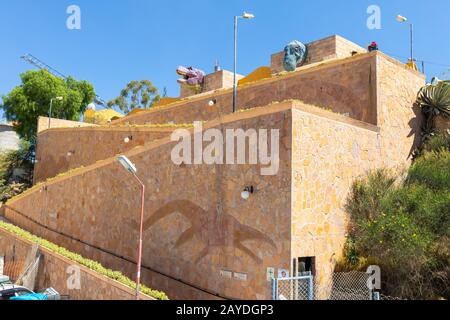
[
  {"x1": 272, "y1": 273, "x2": 314, "y2": 300},
  {"x1": 273, "y1": 271, "x2": 380, "y2": 300},
  {"x1": 315, "y1": 272, "x2": 374, "y2": 300}
]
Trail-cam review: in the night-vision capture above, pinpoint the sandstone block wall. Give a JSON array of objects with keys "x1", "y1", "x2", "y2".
[
  {"x1": 291, "y1": 108, "x2": 381, "y2": 295},
  {"x1": 34, "y1": 127, "x2": 173, "y2": 183},
  {"x1": 7, "y1": 106, "x2": 294, "y2": 300},
  {"x1": 114, "y1": 52, "x2": 378, "y2": 127},
  {"x1": 376, "y1": 55, "x2": 425, "y2": 167},
  {"x1": 37, "y1": 116, "x2": 96, "y2": 134},
  {"x1": 0, "y1": 228, "x2": 153, "y2": 300},
  {"x1": 35, "y1": 53, "x2": 387, "y2": 183}
]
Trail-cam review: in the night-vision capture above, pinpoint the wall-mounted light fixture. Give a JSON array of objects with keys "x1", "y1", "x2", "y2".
[
  {"x1": 241, "y1": 186, "x2": 255, "y2": 200},
  {"x1": 124, "y1": 136, "x2": 133, "y2": 144},
  {"x1": 208, "y1": 99, "x2": 217, "y2": 107}
]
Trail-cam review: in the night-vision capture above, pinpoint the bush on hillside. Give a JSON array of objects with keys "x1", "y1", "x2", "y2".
[
  {"x1": 422, "y1": 131, "x2": 450, "y2": 154},
  {"x1": 343, "y1": 146, "x2": 450, "y2": 299},
  {"x1": 0, "y1": 141, "x2": 33, "y2": 203}
]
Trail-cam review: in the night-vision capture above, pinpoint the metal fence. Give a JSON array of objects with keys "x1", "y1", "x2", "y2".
[
  {"x1": 273, "y1": 271, "x2": 376, "y2": 300},
  {"x1": 316, "y1": 272, "x2": 374, "y2": 300},
  {"x1": 272, "y1": 273, "x2": 314, "y2": 300}
]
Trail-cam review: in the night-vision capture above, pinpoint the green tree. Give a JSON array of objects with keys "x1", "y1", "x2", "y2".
[
  {"x1": 107, "y1": 80, "x2": 160, "y2": 113},
  {"x1": 0, "y1": 70, "x2": 95, "y2": 141}
]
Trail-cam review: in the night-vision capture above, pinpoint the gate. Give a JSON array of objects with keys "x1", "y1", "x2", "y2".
[{"x1": 272, "y1": 272, "x2": 314, "y2": 300}]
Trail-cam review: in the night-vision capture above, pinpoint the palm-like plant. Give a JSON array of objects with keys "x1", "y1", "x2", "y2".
[{"x1": 416, "y1": 79, "x2": 450, "y2": 134}]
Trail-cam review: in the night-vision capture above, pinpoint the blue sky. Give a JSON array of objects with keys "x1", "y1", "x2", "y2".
[{"x1": 1, "y1": 0, "x2": 449, "y2": 118}]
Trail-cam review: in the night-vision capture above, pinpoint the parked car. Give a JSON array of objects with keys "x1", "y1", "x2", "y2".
[
  {"x1": 1, "y1": 276, "x2": 60, "y2": 300},
  {"x1": 0, "y1": 283, "x2": 35, "y2": 300}
]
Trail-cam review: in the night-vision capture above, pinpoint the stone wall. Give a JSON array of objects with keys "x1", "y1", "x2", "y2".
[
  {"x1": 6, "y1": 105, "x2": 294, "y2": 300},
  {"x1": 35, "y1": 52, "x2": 396, "y2": 183},
  {"x1": 376, "y1": 54, "x2": 425, "y2": 168},
  {"x1": 114, "y1": 52, "x2": 379, "y2": 127},
  {"x1": 0, "y1": 227, "x2": 154, "y2": 300},
  {"x1": 291, "y1": 108, "x2": 381, "y2": 295},
  {"x1": 34, "y1": 127, "x2": 174, "y2": 183},
  {"x1": 37, "y1": 117, "x2": 96, "y2": 134}
]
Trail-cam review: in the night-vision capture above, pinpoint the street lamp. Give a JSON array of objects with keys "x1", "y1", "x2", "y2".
[
  {"x1": 396, "y1": 15, "x2": 414, "y2": 64},
  {"x1": 48, "y1": 96, "x2": 63, "y2": 129},
  {"x1": 233, "y1": 11, "x2": 255, "y2": 113},
  {"x1": 117, "y1": 155, "x2": 145, "y2": 300}
]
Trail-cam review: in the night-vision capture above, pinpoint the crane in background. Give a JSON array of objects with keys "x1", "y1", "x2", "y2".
[
  {"x1": 438, "y1": 69, "x2": 450, "y2": 80},
  {"x1": 20, "y1": 53, "x2": 107, "y2": 107}
]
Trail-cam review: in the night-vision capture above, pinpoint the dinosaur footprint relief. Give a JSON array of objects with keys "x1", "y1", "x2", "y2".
[{"x1": 134, "y1": 200, "x2": 276, "y2": 264}]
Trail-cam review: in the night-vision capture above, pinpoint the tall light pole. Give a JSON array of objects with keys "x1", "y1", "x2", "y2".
[
  {"x1": 117, "y1": 155, "x2": 145, "y2": 300},
  {"x1": 233, "y1": 12, "x2": 255, "y2": 113},
  {"x1": 396, "y1": 15, "x2": 414, "y2": 63},
  {"x1": 48, "y1": 96, "x2": 63, "y2": 129}
]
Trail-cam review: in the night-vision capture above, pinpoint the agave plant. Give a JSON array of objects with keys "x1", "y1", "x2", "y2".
[{"x1": 416, "y1": 79, "x2": 450, "y2": 134}]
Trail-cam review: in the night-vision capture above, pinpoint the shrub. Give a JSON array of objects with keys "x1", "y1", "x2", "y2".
[
  {"x1": 422, "y1": 131, "x2": 450, "y2": 153},
  {"x1": 0, "y1": 141, "x2": 34, "y2": 203},
  {"x1": 408, "y1": 150, "x2": 450, "y2": 189},
  {"x1": 345, "y1": 169, "x2": 396, "y2": 225},
  {"x1": 344, "y1": 153, "x2": 450, "y2": 299}
]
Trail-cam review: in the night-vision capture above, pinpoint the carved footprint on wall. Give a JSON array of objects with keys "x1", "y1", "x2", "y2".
[{"x1": 131, "y1": 200, "x2": 276, "y2": 264}]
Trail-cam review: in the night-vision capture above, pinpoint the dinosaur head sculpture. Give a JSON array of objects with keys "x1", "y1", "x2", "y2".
[
  {"x1": 283, "y1": 40, "x2": 308, "y2": 72},
  {"x1": 176, "y1": 66, "x2": 206, "y2": 86}
]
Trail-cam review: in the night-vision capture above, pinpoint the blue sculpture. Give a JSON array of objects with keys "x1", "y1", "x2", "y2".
[{"x1": 283, "y1": 40, "x2": 308, "y2": 72}]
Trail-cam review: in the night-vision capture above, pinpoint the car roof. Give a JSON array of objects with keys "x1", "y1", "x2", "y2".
[{"x1": 0, "y1": 283, "x2": 31, "y2": 291}]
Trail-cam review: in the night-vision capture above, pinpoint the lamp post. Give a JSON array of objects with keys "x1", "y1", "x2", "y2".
[
  {"x1": 396, "y1": 15, "x2": 414, "y2": 63},
  {"x1": 117, "y1": 155, "x2": 145, "y2": 300},
  {"x1": 48, "y1": 96, "x2": 63, "y2": 129},
  {"x1": 233, "y1": 12, "x2": 255, "y2": 113}
]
